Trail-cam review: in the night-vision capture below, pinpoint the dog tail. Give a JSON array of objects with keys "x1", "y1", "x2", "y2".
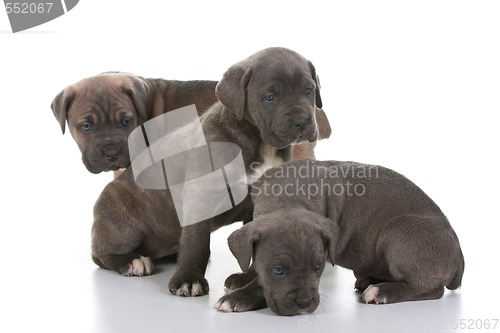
[{"x1": 446, "y1": 248, "x2": 465, "y2": 290}]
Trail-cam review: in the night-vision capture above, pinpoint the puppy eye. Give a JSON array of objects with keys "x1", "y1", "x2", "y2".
[
  {"x1": 271, "y1": 267, "x2": 285, "y2": 276},
  {"x1": 305, "y1": 88, "x2": 312, "y2": 95},
  {"x1": 264, "y1": 94, "x2": 275, "y2": 102},
  {"x1": 80, "y1": 123, "x2": 91, "y2": 132},
  {"x1": 121, "y1": 118, "x2": 132, "y2": 127},
  {"x1": 314, "y1": 264, "x2": 322, "y2": 272}
]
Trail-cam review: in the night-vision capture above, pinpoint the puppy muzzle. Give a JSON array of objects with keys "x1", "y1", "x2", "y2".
[
  {"x1": 83, "y1": 142, "x2": 130, "y2": 173},
  {"x1": 265, "y1": 287, "x2": 320, "y2": 316},
  {"x1": 280, "y1": 107, "x2": 318, "y2": 143}
]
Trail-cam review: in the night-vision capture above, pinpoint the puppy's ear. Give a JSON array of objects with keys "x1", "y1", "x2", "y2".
[
  {"x1": 122, "y1": 76, "x2": 150, "y2": 123},
  {"x1": 215, "y1": 65, "x2": 252, "y2": 120},
  {"x1": 51, "y1": 87, "x2": 76, "y2": 134},
  {"x1": 308, "y1": 61, "x2": 323, "y2": 109},
  {"x1": 315, "y1": 107, "x2": 332, "y2": 140},
  {"x1": 227, "y1": 223, "x2": 261, "y2": 272},
  {"x1": 315, "y1": 216, "x2": 339, "y2": 265}
]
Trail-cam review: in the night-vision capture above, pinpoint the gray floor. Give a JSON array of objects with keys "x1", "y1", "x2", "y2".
[{"x1": 5, "y1": 217, "x2": 491, "y2": 333}]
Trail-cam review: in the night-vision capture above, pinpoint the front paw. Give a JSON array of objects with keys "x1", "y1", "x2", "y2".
[
  {"x1": 214, "y1": 289, "x2": 266, "y2": 313},
  {"x1": 168, "y1": 271, "x2": 209, "y2": 297}
]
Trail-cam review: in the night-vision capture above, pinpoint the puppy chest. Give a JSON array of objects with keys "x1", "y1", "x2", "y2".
[{"x1": 247, "y1": 144, "x2": 285, "y2": 184}]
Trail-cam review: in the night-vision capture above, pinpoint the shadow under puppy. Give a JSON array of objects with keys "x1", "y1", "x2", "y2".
[
  {"x1": 215, "y1": 159, "x2": 464, "y2": 315},
  {"x1": 91, "y1": 47, "x2": 328, "y2": 298}
]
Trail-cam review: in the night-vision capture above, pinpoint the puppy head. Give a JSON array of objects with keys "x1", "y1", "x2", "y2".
[
  {"x1": 51, "y1": 72, "x2": 150, "y2": 173},
  {"x1": 216, "y1": 47, "x2": 322, "y2": 149},
  {"x1": 228, "y1": 209, "x2": 337, "y2": 316}
]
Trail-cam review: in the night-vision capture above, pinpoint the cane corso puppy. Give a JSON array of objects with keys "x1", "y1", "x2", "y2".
[
  {"x1": 91, "y1": 48, "x2": 326, "y2": 298},
  {"x1": 51, "y1": 73, "x2": 331, "y2": 173},
  {"x1": 51, "y1": 73, "x2": 218, "y2": 173},
  {"x1": 215, "y1": 159, "x2": 464, "y2": 315}
]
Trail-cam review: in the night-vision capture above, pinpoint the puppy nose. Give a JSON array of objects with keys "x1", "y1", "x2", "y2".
[
  {"x1": 294, "y1": 297, "x2": 312, "y2": 309},
  {"x1": 290, "y1": 116, "x2": 310, "y2": 129},
  {"x1": 100, "y1": 142, "x2": 122, "y2": 161},
  {"x1": 105, "y1": 153, "x2": 119, "y2": 162}
]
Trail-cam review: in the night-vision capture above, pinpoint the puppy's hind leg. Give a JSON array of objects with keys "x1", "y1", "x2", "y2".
[
  {"x1": 93, "y1": 253, "x2": 154, "y2": 277},
  {"x1": 362, "y1": 281, "x2": 444, "y2": 304},
  {"x1": 364, "y1": 215, "x2": 462, "y2": 304}
]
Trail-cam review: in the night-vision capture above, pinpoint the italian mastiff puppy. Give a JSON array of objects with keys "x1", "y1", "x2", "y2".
[
  {"x1": 51, "y1": 73, "x2": 218, "y2": 174},
  {"x1": 91, "y1": 47, "x2": 325, "y2": 297},
  {"x1": 50, "y1": 73, "x2": 331, "y2": 173},
  {"x1": 215, "y1": 159, "x2": 464, "y2": 315}
]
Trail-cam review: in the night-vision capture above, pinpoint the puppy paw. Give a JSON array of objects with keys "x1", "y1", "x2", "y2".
[
  {"x1": 225, "y1": 271, "x2": 256, "y2": 290},
  {"x1": 214, "y1": 291, "x2": 265, "y2": 313},
  {"x1": 362, "y1": 285, "x2": 387, "y2": 304},
  {"x1": 168, "y1": 273, "x2": 209, "y2": 297},
  {"x1": 123, "y1": 256, "x2": 154, "y2": 277}
]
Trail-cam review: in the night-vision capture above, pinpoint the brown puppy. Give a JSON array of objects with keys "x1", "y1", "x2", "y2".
[
  {"x1": 91, "y1": 48, "x2": 326, "y2": 298},
  {"x1": 51, "y1": 73, "x2": 331, "y2": 173},
  {"x1": 92, "y1": 167, "x2": 253, "y2": 277},
  {"x1": 215, "y1": 159, "x2": 464, "y2": 315},
  {"x1": 51, "y1": 73, "x2": 218, "y2": 174}
]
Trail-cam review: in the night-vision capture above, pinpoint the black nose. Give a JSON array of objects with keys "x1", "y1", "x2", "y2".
[
  {"x1": 294, "y1": 297, "x2": 312, "y2": 309},
  {"x1": 290, "y1": 116, "x2": 311, "y2": 129},
  {"x1": 100, "y1": 142, "x2": 122, "y2": 162},
  {"x1": 105, "y1": 153, "x2": 119, "y2": 162}
]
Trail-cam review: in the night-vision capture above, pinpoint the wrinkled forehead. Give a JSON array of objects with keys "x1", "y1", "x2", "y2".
[
  {"x1": 248, "y1": 50, "x2": 313, "y2": 82},
  {"x1": 255, "y1": 239, "x2": 326, "y2": 271},
  {"x1": 72, "y1": 75, "x2": 131, "y2": 102},
  {"x1": 251, "y1": 61, "x2": 313, "y2": 88},
  {"x1": 76, "y1": 74, "x2": 127, "y2": 90},
  {"x1": 256, "y1": 222, "x2": 326, "y2": 260}
]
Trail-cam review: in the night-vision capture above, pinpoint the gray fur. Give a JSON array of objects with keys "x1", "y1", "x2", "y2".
[{"x1": 215, "y1": 159, "x2": 464, "y2": 315}]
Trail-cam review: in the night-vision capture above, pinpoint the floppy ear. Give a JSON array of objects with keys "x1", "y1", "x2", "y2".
[
  {"x1": 315, "y1": 107, "x2": 332, "y2": 140},
  {"x1": 308, "y1": 61, "x2": 323, "y2": 108},
  {"x1": 227, "y1": 223, "x2": 261, "y2": 272},
  {"x1": 315, "y1": 216, "x2": 339, "y2": 265},
  {"x1": 122, "y1": 76, "x2": 150, "y2": 123},
  {"x1": 51, "y1": 87, "x2": 76, "y2": 134},
  {"x1": 215, "y1": 65, "x2": 252, "y2": 120}
]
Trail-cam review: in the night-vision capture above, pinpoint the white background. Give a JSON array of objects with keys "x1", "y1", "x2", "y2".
[{"x1": 1, "y1": 1, "x2": 499, "y2": 332}]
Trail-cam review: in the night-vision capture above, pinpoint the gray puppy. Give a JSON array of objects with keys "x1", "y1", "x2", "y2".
[
  {"x1": 91, "y1": 47, "x2": 325, "y2": 298},
  {"x1": 215, "y1": 159, "x2": 464, "y2": 315}
]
